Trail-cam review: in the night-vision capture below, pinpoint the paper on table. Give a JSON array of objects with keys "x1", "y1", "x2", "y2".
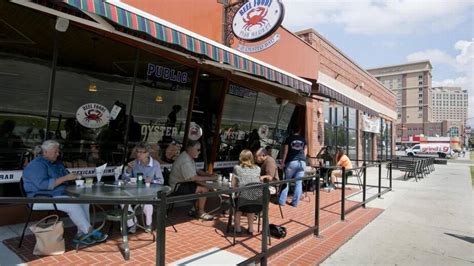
[
  {"x1": 114, "y1": 165, "x2": 123, "y2": 181},
  {"x1": 96, "y1": 163, "x2": 107, "y2": 183}
]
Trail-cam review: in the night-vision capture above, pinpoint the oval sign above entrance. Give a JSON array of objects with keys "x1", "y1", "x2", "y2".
[{"x1": 232, "y1": 0, "x2": 285, "y2": 42}]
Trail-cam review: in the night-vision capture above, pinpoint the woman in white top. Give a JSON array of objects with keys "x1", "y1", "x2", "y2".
[{"x1": 232, "y1": 149, "x2": 261, "y2": 235}]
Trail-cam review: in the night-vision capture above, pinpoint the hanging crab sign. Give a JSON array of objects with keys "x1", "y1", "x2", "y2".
[
  {"x1": 232, "y1": 0, "x2": 285, "y2": 42},
  {"x1": 76, "y1": 103, "x2": 110, "y2": 129}
]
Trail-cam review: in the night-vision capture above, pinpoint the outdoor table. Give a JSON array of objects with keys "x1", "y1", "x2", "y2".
[
  {"x1": 197, "y1": 180, "x2": 232, "y2": 214},
  {"x1": 66, "y1": 182, "x2": 168, "y2": 260}
]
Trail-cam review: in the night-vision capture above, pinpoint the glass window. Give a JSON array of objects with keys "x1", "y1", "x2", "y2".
[
  {"x1": 336, "y1": 106, "x2": 346, "y2": 127},
  {"x1": 52, "y1": 26, "x2": 137, "y2": 167},
  {"x1": 0, "y1": 5, "x2": 54, "y2": 171},
  {"x1": 348, "y1": 129, "x2": 357, "y2": 160},
  {"x1": 218, "y1": 87, "x2": 295, "y2": 161},
  {"x1": 133, "y1": 49, "x2": 193, "y2": 164},
  {"x1": 348, "y1": 108, "x2": 357, "y2": 129},
  {"x1": 48, "y1": 20, "x2": 195, "y2": 168}
]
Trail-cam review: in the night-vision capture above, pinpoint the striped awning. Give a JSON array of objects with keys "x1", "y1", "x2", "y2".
[
  {"x1": 61, "y1": 0, "x2": 312, "y2": 95},
  {"x1": 318, "y1": 84, "x2": 378, "y2": 116}
]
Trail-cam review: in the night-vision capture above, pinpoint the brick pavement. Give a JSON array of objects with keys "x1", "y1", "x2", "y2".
[{"x1": 3, "y1": 188, "x2": 382, "y2": 265}]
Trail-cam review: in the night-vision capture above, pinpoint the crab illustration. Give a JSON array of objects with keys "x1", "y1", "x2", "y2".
[
  {"x1": 84, "y1": 109, "x2": 103, "y2": 124},
  {"x1": 242, "y1": 7, "x2": 268, "y2": 31}
]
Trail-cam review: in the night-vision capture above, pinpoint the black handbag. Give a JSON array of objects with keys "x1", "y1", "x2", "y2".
[{"x1": 269, "y1": 224, "x2": 287, "y2": 238}]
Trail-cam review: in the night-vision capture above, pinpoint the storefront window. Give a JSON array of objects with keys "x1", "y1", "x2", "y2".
[
  {"x1": 348, "y1": 129, "x2": 357, "y2": 159},
  {"x1": 0, "y1": 3, "x2": 61, "y2": 195},
  {"x1": 52, "y1": 24, "x2": 137, "y2": 167},
  {"x1": 0, "y1": 5, "x2": 54, "y2": 173},
  {"x1": 133, "y1": 49, "x2": 193, "y2": 164},
  {"x1": 378, "y1": 120, "x2": 393, "y2": 160},
  {"x1": 322, "y1": 102, "x2": 357, "y2": 159},
  {"x1": 218, "y1": 86, "x2": 295, "y2": 162}
]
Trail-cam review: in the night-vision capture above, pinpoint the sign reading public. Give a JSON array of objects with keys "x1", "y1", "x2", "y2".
[
  {"x1": 232, "y1": 0, "x2": 285, "y2": 42},
  {"x1": 76, "y1": 103, "x2": 110, "y2": 129}
]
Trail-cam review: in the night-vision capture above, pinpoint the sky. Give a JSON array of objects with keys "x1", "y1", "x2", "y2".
[{"x1": 281, "y1": 0, "x2": 474, "y2": 126}]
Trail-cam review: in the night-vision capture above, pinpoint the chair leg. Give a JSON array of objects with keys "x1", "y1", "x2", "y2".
[
  {"x1": 18, "y1": 207, "x2": 34, "y2": 248},
  {"x1": 268, "y1": 224, "x2": 271, "y2": 246},
  {"x1": 167, "y1": 217, "x2": 178, "y2": 233},
  {"x1": 278, "y1": 204, "x2": 284, "y2": 219},
  {"x1": 357, "y1": 176, "x2": 363, "y2": 190},
  {"x1": 257, "y1": 213, "x2": 261, "y2": 232},
  {"x1": 232, "y1": 210, "x2": 236, "y2": 246}
]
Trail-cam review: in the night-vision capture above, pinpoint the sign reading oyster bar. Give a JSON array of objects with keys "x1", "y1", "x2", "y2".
[{"x1": 232, "y1": 0, "x2": 284, "y2": 42}]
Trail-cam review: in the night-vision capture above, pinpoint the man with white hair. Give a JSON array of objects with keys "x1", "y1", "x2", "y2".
[{"x1": 23, "y1": 140, "x2": 108, "y2": 246}]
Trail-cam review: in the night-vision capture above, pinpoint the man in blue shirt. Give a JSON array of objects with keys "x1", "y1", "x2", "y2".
[{"x1": 23, "y1": 140, "x2": 107, "y2": 246}]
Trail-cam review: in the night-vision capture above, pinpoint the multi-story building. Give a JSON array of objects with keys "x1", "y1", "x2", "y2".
[
  {"x1": 431, "y1": 87, "x2": 468, "y2": 123},
  {"x1": 367, "y1": 61, "x2": 433, "y2": 137}
]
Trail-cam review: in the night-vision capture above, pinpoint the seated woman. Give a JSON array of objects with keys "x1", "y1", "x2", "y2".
[
  {"x1": 330, "y1": 148, "x2": 353, "y2": 190},
  {"x1": 232, "y1": 149, "x2": 261, "y2": 235},
  {"x1": 124, "y1": 142, "x2": 164, "y2": 233}
]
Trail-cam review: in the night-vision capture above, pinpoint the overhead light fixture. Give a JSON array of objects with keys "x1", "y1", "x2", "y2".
[
  {"x1": 55, "y1": 17, "x2": 69, "y2": 32},
  {"x1": 88, "y1": 81, "x2": 97, "y2": 92},
  {"x1": 200, "y1": 73, "x2": 209, "y2": 77},
  {"x1": 155, "y1": 96, "x2": 163, "y2": 102}
]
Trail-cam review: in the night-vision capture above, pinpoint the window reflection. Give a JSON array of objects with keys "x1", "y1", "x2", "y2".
[
  {"x1": 322, "y1": 102, "x2": 357, "y2": 160},
  {"x1": 218, "y1": 85, "x2": 295, "y2": 161}
]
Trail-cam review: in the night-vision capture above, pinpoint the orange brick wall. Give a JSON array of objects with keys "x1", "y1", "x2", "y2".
[{"x1": 296, "y1": 31, "x2": 396, "y2": 112}]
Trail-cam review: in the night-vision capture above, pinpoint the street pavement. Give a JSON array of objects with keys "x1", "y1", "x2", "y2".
[{"x1": 322, "y1": 152, "x2": 474, "y2": 265}]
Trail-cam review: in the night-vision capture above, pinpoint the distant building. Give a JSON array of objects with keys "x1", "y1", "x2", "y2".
[
  {"x1": 367, "y1": 61, "x2": 432, "y2": 137},
  {"x1": 431, "y1": 87, "x2": 468, "y2": 123}
]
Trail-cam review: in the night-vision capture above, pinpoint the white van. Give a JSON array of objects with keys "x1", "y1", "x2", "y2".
[{"x1": 405, "y1": 143, "x2": 452, "y2": 158}]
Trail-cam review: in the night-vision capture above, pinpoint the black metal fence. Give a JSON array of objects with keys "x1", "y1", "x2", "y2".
[{"x1": 0, "y1": 163, "x2": 402, "y2": 265}]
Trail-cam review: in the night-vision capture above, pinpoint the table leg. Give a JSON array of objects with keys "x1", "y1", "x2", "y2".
[{"x1": 122, "y1": 204, "x2": 130, "y2": 260}]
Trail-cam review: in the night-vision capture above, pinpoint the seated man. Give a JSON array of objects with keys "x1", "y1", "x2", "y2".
[
  {"x1": 23, "y1": 140, "x2": 108, "y2": 246},
  {"x1": 124, "y1": 141, "x2": 164, "y2": 233},
  {"x1": 169, "y1": 140, "x2": 217, "y2": 221},
  {"x1": 255, "y1": 147, "x2": 279, "y2": 182}
]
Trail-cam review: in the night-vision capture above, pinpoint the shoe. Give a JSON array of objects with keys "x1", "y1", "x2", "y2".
[
  {"x1": 144, "y1": 225, "x2": 152, "y2": 233},
  {"x1": 270, "y1": 196, "x2": 280, "y2": 205},
  {"x1": 188, "y1": 208, "x2": 197, "y2": 217},
  {"x1": 128, "y1": 224, "x2": 137, "y2": 234},
  {"x1": 73, "y1": 234, "x2": 96, "y2": 246},
  {"x1": 246, "y1": 229, "x2": 254, "y2": 236},
  {"x1": 198, "y1": 212, "x2": 214, "y2": 221},
  {"x1": 90, "y1": 229, "x2": 108, "y2": 243}
]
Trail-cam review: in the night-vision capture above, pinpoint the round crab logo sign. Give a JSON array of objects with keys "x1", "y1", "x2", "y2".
[
  {"x1": 76, "y1": 103, "x2": 110, "y2": 129},
  {"x1": 188, "y1": 122, "x2": 203, "y2": 141},
  {"x1": 232, "y1": 0, "x2": 285, "y2": 42}
]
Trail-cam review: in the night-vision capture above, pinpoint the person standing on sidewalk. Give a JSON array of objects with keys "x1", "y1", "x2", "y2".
[{"x1": 279, "y1": 125, "x2": 307, "y2": 207}]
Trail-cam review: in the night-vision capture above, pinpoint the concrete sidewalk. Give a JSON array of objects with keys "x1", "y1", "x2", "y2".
[{"x1": 322, "y1": 154, "x2": 474, "y2": 265}]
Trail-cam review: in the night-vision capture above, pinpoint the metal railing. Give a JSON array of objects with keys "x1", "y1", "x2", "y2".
[
  {"x1": 336, "y1": 161, "x2": 393, "y2": 221},
  {"x1": 0, "y1": 163, "x2": 398, "y2": 265}
]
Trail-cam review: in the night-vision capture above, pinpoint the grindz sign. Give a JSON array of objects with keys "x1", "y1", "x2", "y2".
[
  {"x1": 232, "y1": 0, "x2": 285, "y2": 42},
  {"x1": 76, "y1": 103, "x2": 110, "y2": 129}
]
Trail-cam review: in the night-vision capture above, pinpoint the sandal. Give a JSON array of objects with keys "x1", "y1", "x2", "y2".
[{"x1": 198, "y1": 212, "x2": 214, "y2": 221}]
